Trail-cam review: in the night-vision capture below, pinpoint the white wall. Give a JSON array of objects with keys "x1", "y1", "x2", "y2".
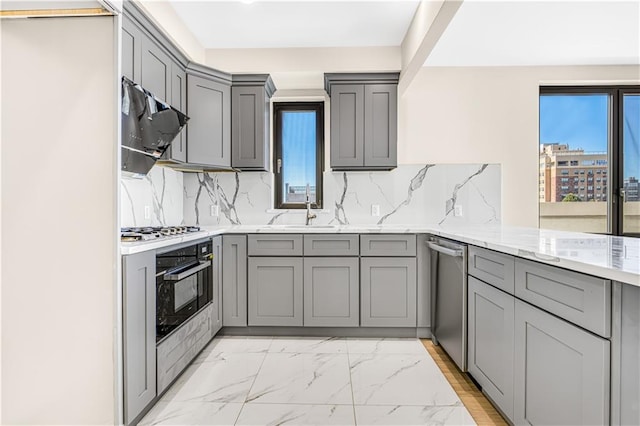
[
  {"x1": 1, "y1": 16, "x2": 118, "y2": 424},
  {"x1": 400, "y1": 65, "x2": 640, "y2": 227}
]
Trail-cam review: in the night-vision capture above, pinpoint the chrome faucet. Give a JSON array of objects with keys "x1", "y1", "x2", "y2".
[{"x1": 305, "y1": 183, "x2": 317, "y2": 226}]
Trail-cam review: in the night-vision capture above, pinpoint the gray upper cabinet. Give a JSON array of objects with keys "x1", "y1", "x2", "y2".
[
  {"x1": 361, "y1": 257, "x2": 417, "y2": 327},
  {"x1": 222, "y1": 235, "x2": 247, "y2": 327},
  {"x1": 329, "y1": 84, "x2": 364, "y2": 169},
  {"x1": 122, "y1": 251, "x2": 156, "y2": 425},
  {"x1": 140, "y1": 36, "x2": 171, "y2": 103},
  {"x1": 325, "y1": 73, "x2": 399, "y2": 170},
  {"x1": 468, "y1": 276, "x2": 514, "y2": 421},
  {"x1": 248, "y1": 257, "x2": 303, "y2": 326},
  {"x1": 363, "y1": 84, "x2": 397, "y2": 168},
  {"x1": 165, "y1": 62, "x2": 187, "y2": 163},
  {"x1": 231, "y1": 75, "x2": 276, "y2": 171},
  {"x1": 121, "y1": 16, "x2": 141, "y2": 83},
  {"x1": 514, "y1": 299, "x2": 610, "y2": 426},
  {"x1": 303, "y1": 257, "x2": 359, "y2": 327},
  {"x1": 187, "y1": 73, "x2": 231, "y2": 167}
]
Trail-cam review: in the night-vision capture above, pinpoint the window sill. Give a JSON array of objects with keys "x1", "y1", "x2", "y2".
[{"x1": 266, "y1": 209, "x2": 331, "y2": 214}]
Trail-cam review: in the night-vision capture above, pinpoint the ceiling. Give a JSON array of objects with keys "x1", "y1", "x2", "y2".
[
  {"x1": 425, "y1": 0, "x2": 640, "y2": 66},
  {"x1": 168, "y1": 0, "x2": 421, "y2": 49}
]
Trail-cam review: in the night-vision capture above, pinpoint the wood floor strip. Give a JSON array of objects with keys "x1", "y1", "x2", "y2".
[{"x1": 421, "y1": 339, "x2": 508, "y2": 426}]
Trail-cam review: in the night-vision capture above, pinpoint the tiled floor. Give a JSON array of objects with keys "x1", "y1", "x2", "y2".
[{"x1": 140, "y1": 336, "x2": 476, "y2": 425}]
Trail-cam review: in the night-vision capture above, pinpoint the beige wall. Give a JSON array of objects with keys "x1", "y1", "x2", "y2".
[
  {"x1": 205, "y1": 46, "x2": 401, "y2": 89},
  {"x1": 400, "y1": 65, "x2": 640, "y2": 227},
  {"x1": 1, "y1": 16, "x2": 118, "y2": 424}
]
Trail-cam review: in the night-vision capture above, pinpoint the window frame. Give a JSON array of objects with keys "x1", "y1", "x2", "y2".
[
  {"x1": 273, "y1": 101, "x2": 325, "y2": 210},
  {"x1": 539, "y1": 85, "x2": 640, "y2": 237}
]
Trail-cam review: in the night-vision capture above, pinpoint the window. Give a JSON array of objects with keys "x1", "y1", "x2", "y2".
[
  {"x1": 539, "y1": 86, "x2": 640, "y2": 236},
  {"x1": 273, "y1": 102, "x2": 324, "y2": 209}
]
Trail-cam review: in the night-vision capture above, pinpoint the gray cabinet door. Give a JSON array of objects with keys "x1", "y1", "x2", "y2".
[
  {"x1": 416, "y1": 234, "x2": 430, "y2": 328},
  {"x1": 232, "y1": 85, "x2": 269, "y2": 171},
  {"x1": 212, "y1": 236, "x2": 223, "y2": 336},
  {"x1": 140, "y1": 36, "x2": 171, "y2": 103},
  {"x1": 468, "y1": 276, "x2": 514, "y2": 421},
  {"x1": 121, "y1": 17, "x2": 141, "y2": 83},
  {"x1": 361, "y1": 257, "x2": 417, "y2": 327},
  {"x1": 248, "y1": 257, "x2": 303, "y2": 326},
  {"x1": 187, "y1": 74, "x2": 231, "y2": 167},
  {"x1": 222, "y1": 235, "x2": 247, "y2": 327},
  {"x1": 363, "y1": 84, "x2": 397, "y2": 168},
  {"x1": 514, "y1": 299, "x2": 610, "y2": 426},
  {"x1": 611, "y1": 282, "x2": 640, "y2": 426},
  {"x1": 330, "y1": 84, "x2": 364, "y2": 169},
  {"x1": 303, "y1": 258, "x2": 359, "y2": 327},
  {"x1": 164, "y1": 61, "x2": 187, "y2": 162},
  {"x1": 122, "y1": 251, "x2": 156, "y2": 425},
  {"x1": 360, "y1": 234, "x2": 417, "y2": 257}
]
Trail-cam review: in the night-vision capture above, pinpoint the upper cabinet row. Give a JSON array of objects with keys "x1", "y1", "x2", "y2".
[{"x1": 122, "y1": 5, "x2": 398, "y2": 173}]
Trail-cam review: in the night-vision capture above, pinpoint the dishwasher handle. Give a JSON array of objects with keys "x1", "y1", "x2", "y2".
[{"x1": 427, "y1": 241, "x2": 464, "y2": 258}]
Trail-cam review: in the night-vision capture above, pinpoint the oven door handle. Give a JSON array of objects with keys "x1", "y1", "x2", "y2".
[{"x1": 163, "y1": 260, "x2": 211, "y2": 281}]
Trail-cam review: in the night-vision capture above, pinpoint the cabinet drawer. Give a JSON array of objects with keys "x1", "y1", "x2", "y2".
[
  {"x1": 360, "y1": 234, "x2": 416, "y2": 257},
  {"x1": 248, "y1": 234, "x2": 303, "y2": 256},
  {"x1": 515, "y1": 258, "x2": 611, "y2": 338},
  {"x1": 468, "y1": 246, "x2": 515, "y2": 295},
  {"x1": 157, "y1": 304, "x2": 214, "y2": 394},
  {"x1": 303, "y1": 234, "x2": 359, "y2": 256}
]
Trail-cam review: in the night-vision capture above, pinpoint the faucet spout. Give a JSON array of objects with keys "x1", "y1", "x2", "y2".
[{"x1": 305, "y1": 183, "x2": 317, "y2": 226}]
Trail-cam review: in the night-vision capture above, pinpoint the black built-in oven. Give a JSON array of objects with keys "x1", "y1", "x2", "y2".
[{"x1": 156, "y1": 240, "x2": 212, "y2": 342}]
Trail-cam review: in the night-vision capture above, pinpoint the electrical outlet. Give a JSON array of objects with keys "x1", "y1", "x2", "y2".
[
  {"x1": 210, "y1": 204, "x2": 219, "y2": 217},
  {"x1": 371, "y1": 204, "x2": 380, "y2": 217},
  {"x1": 454, "y1": 205, "x2": 463, "y2": 217},
  {"x1": 144, "y1": 205, "x2": 151, "y2": 220}
]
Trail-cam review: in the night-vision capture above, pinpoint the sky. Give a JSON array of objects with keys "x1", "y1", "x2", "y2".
[
  {"x1": 281, "y1": 111, "x2": 317, "y2": 196},
  {"x1": 540, "y1": 93, "x2": 639, "y2": 180}
]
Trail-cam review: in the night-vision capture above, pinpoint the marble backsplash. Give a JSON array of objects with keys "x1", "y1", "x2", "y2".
[
  {"x1": 121, "y1": 166, "x2": 183, "y2": 227},
  {"x1": 181, "y1": 164, "x2": 501, "y2": 227}
]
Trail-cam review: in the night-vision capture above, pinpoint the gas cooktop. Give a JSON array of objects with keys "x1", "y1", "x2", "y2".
[{"x1": 121, "y1": 226, "x2": 201, "y2": 242}]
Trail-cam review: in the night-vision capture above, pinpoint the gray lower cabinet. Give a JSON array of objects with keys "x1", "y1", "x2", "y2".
[
  {"x1": 222, "y1": 235, "x2": 247, "y2": 326},
  {"x1": 122, "y1": 251, "x2": 156, "y2": 425},
  {"x1": 468, "y1": 246, "x2": 515, "y2": 295},
  {"x1": 611, "y1": 282, "x2": 640, "y2": 426},
  {"x1": 211, "y1": 236, "x2": 223, "y2": 336},
  {"x1": 187, "y1": 73, "x2": 231, "y2": 167},
  {"x1": 248, "y1": 257, "x2": 303, "y2": 326},
  {"x1": 514, "y1": 299, "x2": 610, "y2": 425},
  {"x1": 361, "y1": 257, "x2": 417, "y2": 327},
  {"x1": 303, "y1": 258, "x2": 359, "y2": 327},
  {"x1": 467, "y1": 276, "x2": 514, "y2": 421}
]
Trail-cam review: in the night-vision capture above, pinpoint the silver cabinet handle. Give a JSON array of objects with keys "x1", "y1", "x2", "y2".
[
  {"x1": 164, "y1": 260, "x2": 211, "y2": 281},
  {"x1": 427, "y1": 242, "x2": 464, "y2": 257}
]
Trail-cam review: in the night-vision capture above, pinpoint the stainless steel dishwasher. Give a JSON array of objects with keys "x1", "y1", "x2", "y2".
[{"x1": 428, "y1": 237, "x2": 468, "y2": 372}]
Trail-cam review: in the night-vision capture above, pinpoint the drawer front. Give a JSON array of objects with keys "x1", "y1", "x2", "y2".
[
  {"x1": 157, "y1": 304, "x2": 214, "y2": 394},
  {"x1": 248, "y1": 234, "x2": 303, "y2": 256},
  {"x1": 303, "y1": 234, "x2": 359, "y2": 256},
  {"x1": 360, "y1": 234, "x2": 417, "y2": 257},
  {"x1": 515, "y1": 258, "x2": 611, "y2": 338},
  {"x1": 468, "y1": 246, "x2": 515, "y2": 295}
]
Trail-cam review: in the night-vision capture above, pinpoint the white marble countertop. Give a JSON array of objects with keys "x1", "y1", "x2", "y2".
[{"x1": 121, "y1": 224, "x2": 640, "y2": 287}]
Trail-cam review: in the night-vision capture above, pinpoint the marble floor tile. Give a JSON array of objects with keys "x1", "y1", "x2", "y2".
[
  {"x1": 346, "y1": 337, "x2": 428, "y2": 355},
  {"x1": 235, "y1": 403, "x2": 355, "y2": 426},
  {"x1": 354, "y1": 404, "x2": 476, "y2": 425},
  {"x1": 138, "y1": 401, "x2": 243, "y2": 425},
  {"x1": 199, "y1": 336, "x2": 273, "y2": 355},
  {"x1": 247, "y1": 353, "x2": 353, "y2": 405},
  {"x1": 349, "y1": 353, "x2": 460, "y2": 406},
  {"x1": 161, "y1": 352, "x2": 266, "y2": 403},
  {"x1": 268, "y1": 336, "x2": 348, "y2": 354}
]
